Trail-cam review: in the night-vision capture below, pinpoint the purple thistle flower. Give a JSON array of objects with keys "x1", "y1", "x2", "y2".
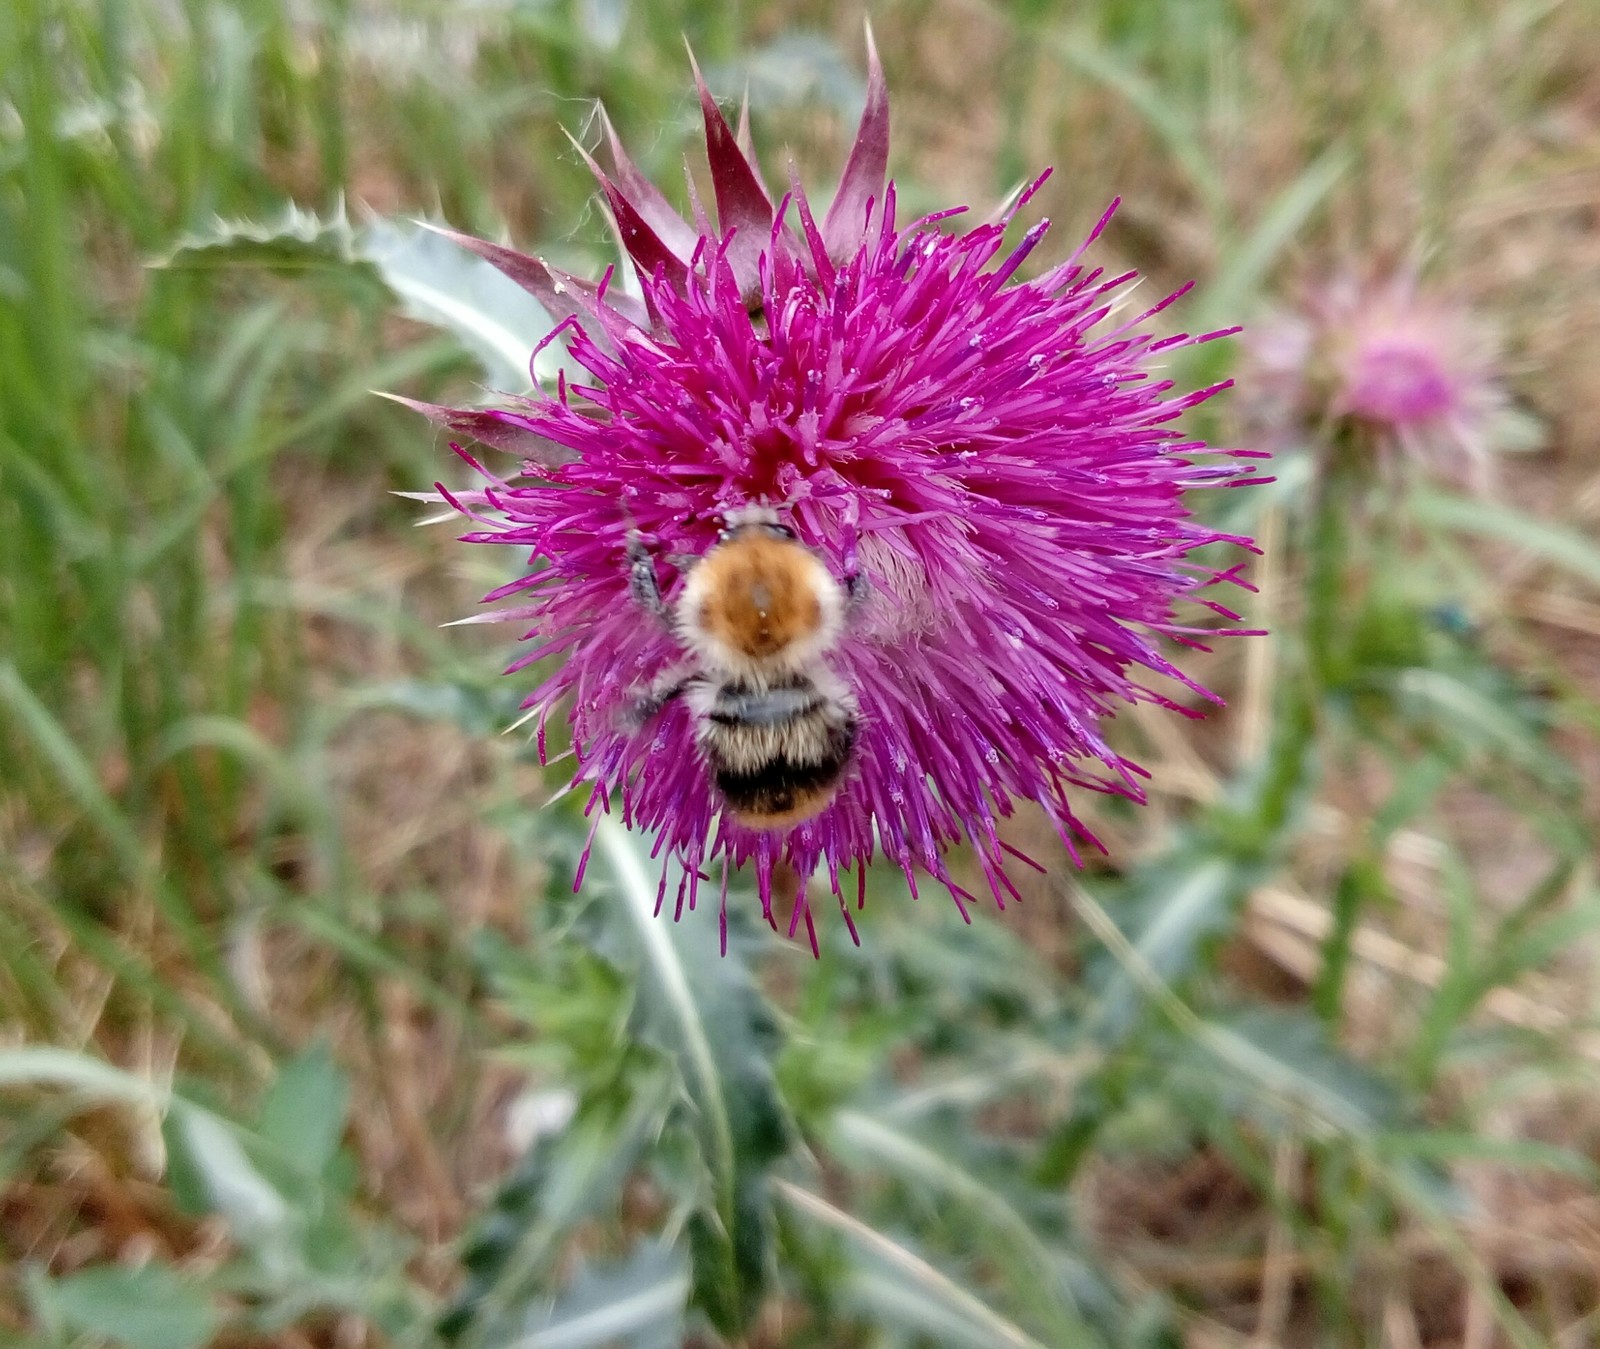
[
  {"x1": 400, "y1": 40, "x2": 1262, "y2": 950},
  {"x1": 1245, "y1": 271, "x2": 1517, "y2": 491}
]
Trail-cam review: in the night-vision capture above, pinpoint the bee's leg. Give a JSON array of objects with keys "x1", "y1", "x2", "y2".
[
  {"x1": 627, "y1": 530, "x2": 670, "y2": 623},
  {"x1": 840, "y1": 523, "x2": 868, "y2": 611},
  {"x1": 621, "y1": 667, "x2": 695, "y2": 731}
]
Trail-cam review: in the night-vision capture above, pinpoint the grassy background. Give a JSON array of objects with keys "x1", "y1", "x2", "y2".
[{"x1": 4, "y1": 0, "x2": 1600, "y2": 1345}]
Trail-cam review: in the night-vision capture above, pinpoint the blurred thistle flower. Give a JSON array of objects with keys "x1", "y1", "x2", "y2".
[
  {"x1": 1245, "y1": 271, "x2": 1528, "y2": 490},
  {"x1": 398, "y1": 38, "x2": 1263, "y2": 949}
]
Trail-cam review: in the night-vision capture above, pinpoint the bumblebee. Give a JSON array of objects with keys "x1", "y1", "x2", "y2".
[{"x1": 625, "y1": 507, "x2": 861, "y2": 830}]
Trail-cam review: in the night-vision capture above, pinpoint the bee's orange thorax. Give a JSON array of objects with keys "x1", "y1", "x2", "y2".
[{"x1": 694, "y1": 536, "x2": 824, "y2": 660}]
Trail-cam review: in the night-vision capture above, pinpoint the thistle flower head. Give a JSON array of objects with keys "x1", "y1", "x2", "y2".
[
  {"x1": 1245, "y1": 271, "x2": 1515, "y2": 488},
  {"x1": 402, "y1": 40, "x2": 1262, "y2": 948}
]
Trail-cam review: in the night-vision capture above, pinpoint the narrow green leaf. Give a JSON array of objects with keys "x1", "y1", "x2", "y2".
[
  {"x1": 1313, "y1": 856, "x2": 1385, "y2": 1024},
  {"x1": 1378, "y1": 1131, "x2": 1599, "y2": 1182},
  {"x1": 1483, "y1": 898, "x2": 1600, "y2": 998},
  {"x1": 831, "y1": 1110, "x2": 1101, "y2": 1345},
  {"x1": 1048, "y1": 32, "x2": 1227, "y2": 225},
  {"x1": 150, "y1": 714, "x2": 326, "y2": 824},
  {"x1": 1393, "y1": 667, "x2": 1552, "y2": 776},
  {"x1": 1414, "y1": 489, "x2": 1600, "y2": 590},
  {"x1": 1378, "y1": 1156, "x2": 1549, "y2": 1349},
  {"x1": 1091, "y1": 856, "x2": 1240, "y2": 1040},
  {"x1": 0, "y1": 1045, "x2": 168, "y2": 1108},
  {"x1": 593, "y1": 819, "x2": 788, "y2": 1333},
  {"x1": 0, "y1": 662, "x2": 155, "y2": 886},
  {"x1": 775, "y1": 1179, "x2": 1054, "y2": 1349},
  {"x1": 1199, "y1": 1007, "x2": 1399, "y2": 1136},
  {"x1": 0, "y1": 665, "x2": 254, "y2": 1043},
  {"x1": 507, "y1": 1241, "x2": 689, "y2": 1349},
  {"x1": 1199, "y1": 145, "x2": 1350, "y2": 328}
]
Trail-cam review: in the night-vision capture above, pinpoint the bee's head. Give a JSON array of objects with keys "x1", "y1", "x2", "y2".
[{"x1": 717, "y1": 503, "x2": 798, "y2": 546}]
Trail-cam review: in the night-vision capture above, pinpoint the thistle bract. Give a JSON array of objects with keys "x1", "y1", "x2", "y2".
[{"x1": 404, "y1": 43, "x2": 1261, "y2": 948}]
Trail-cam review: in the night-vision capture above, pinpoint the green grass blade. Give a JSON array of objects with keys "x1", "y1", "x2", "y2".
[
  {"x1": 0, "y1": 1045, "x2": 170, "y2": 1106},
  {"x1": 832, "y1": 1110, "x2": 1102, "y2": 1345},
  {"x1": 1048, "y1": 30, "x2": 1228, "y2": 226},
  {"x1": 1199, "y1": 145, "x2": 1350, "y2": 328},
  {"x1": 1414, "y1": 489, "x2": 1600, "y2": 589},
  {"x1": 0, "y1": 660, "x2": 152, "y2": 881}
]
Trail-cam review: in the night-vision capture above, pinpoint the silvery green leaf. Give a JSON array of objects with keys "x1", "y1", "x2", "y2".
[
  {"x1": 1186, "y1": 1006, "x2": 1400, "y2": 1137},
  {"x1": 0, "y1": 1045, "x2": 169, "y2": 1107},
  {"x1": 507, "y1": 1240, "x2": 689, "y2": 1349},
  {"x1": 257, "y1": 1041, "x2": 350, "y2": 1180},
  {"x1": 42, "y1": 1264, "x2": 220, "y2": 1349},
  {"x1": 167, "y1": 1107, "x2": 295, "y2": 1251},
  {"x1": 363, "y1": 216, "x2": 558, "y2": 392}
]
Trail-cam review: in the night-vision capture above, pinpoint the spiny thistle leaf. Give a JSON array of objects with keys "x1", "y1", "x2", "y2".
[{"x1": 160, "y1": 205, "x2": 566, "y2": 390}]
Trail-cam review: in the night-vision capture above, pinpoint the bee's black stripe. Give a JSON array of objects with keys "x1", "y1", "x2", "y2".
[{"x1": 714, "y1": 721, "x2": 856, "y2": 816}]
